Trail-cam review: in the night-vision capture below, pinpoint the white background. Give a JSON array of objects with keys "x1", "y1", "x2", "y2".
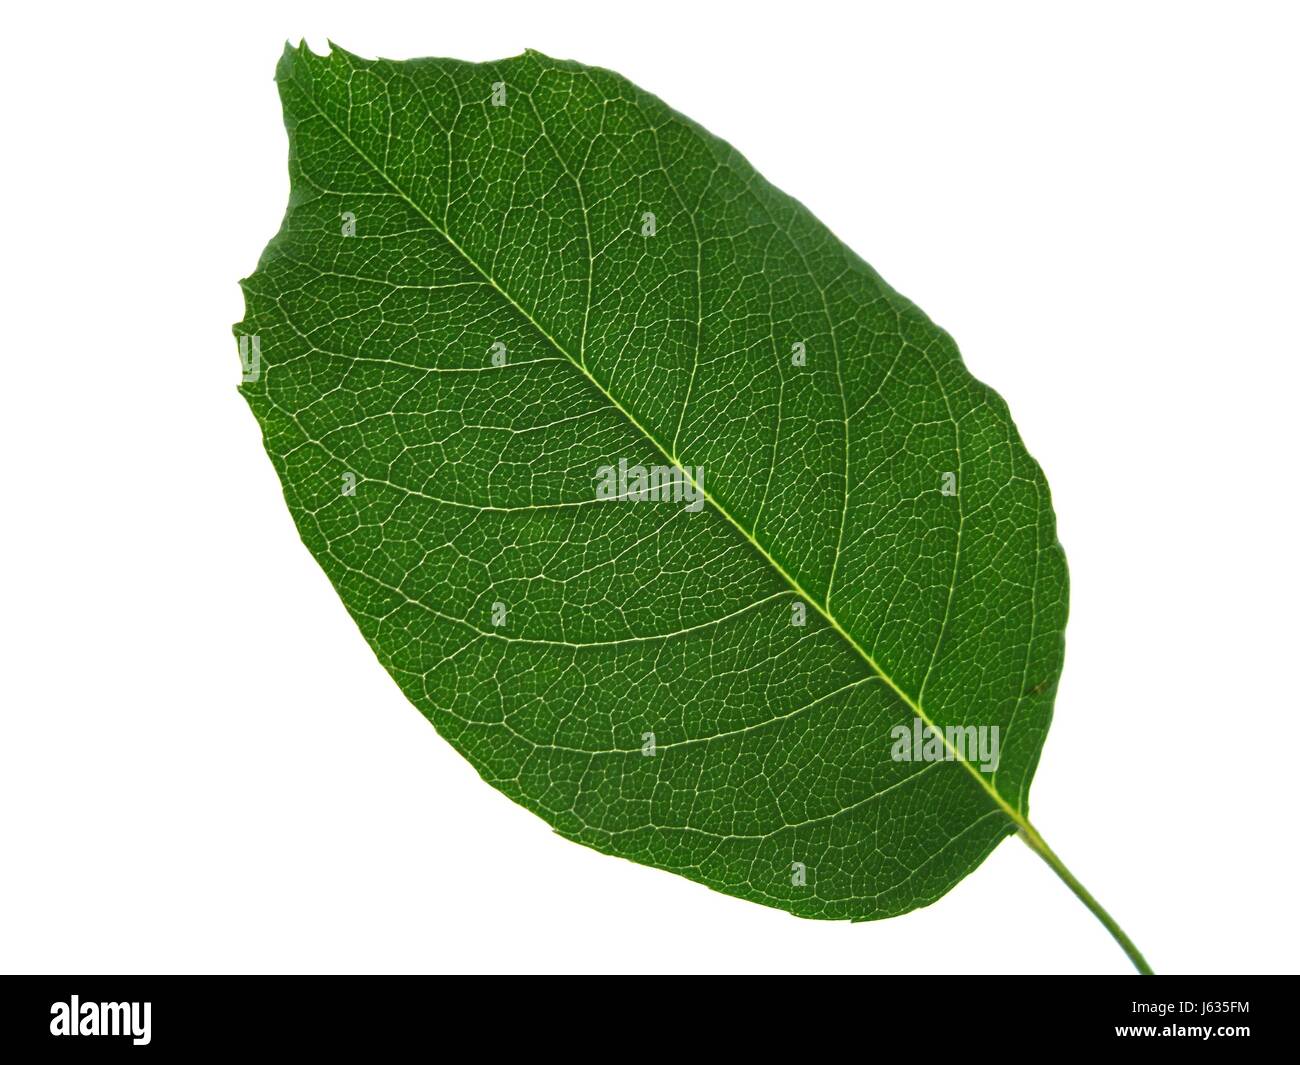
[{"x1": 2, "y1": 1, "x2": 1296, "y2": 975}]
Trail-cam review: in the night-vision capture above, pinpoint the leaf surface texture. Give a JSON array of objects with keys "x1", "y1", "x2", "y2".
[{"x1": 237, "y1": 44, "x2": 1068, "y2": 920}]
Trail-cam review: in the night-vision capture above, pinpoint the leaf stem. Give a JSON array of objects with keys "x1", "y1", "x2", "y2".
[{"x1": 1016, "y1": 822, "x2": 1153, "y2": 974}]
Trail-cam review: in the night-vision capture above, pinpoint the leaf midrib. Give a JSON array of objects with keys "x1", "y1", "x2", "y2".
[{"x1": 285, "y1": 66, "x2": 1032, "y2": 838}]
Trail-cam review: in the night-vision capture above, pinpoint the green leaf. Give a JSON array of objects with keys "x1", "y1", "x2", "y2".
[{"x1": 236, "y1": 42, "x2": 1148, "y2": 971}]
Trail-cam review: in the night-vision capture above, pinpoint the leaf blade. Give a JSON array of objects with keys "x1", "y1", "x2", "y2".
[{"x1": 237, "y1": 42, "x2": 1068, "y2": 922}]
